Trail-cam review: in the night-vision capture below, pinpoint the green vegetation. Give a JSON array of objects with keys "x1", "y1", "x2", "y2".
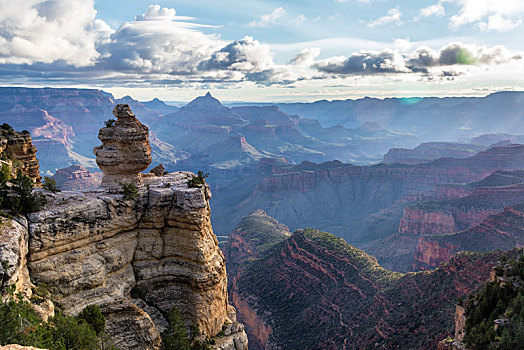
[
  {"x1": 464, "y1": 252, "x2": 524, "y2": 349},
  {"x1": 0, "y1": 170, "x2": 46, "y2": 215},
  {"x1": 120, "y1": 182, "x2": 138, "y2": 201},
  {"x1": 0, "y1": 123, "x2": 15, "y2": 135},
  {"x1": 104, "y1": 119, "x2": 115, "y2": 128},
  {"x1": 0, "y1": 163, "x2": 10, "y2": 184},
  {"x1": 43, "y1": 176, "x2": 59, "y2": 193},
  {"x1": 0, "y1": 286, "x2": 115, "y2": 349},
  {"x1": 161, "y1": 306, "x2": 211, "y2": 350},
  {"x1": 187, "y1": 171, "x2": 209, "y2": 188},
  {"x1": 78, "y1": 305, "x2": 106, "y2": 336},
  {"x1": 301, "y1": 228, "x2": 402, "y2": 288}
]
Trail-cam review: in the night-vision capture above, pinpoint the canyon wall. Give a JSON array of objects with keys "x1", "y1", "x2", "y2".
[
  {"x1": 1, "y1": 172, "x2": 248, "y2": 349},
  {"x1": 0, "y1": 128, "x2": 41, "y2": 182},
  {"x1": 213, "y1": 145, "x2": 524, "y2": 242},
  {"x1": 412, "y1": 206, "x2": 524, "y2": 270}
]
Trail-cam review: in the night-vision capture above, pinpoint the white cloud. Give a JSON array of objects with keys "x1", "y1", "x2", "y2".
[
  {"x1": 248, "y1": 7, "x2": 287, "y2": 27},
  {"x1": 0, "y1": 0, "x2": 112, "y2": 66},
  {"x1": 135, "y1": 5, "x2": 177, "y2": 21},
  {"x1": 248, "y1": 7, "x2": 306, "y2": 27},
  {"x1": 99, "y1": 14, "x2": 223, "y2": 75},
  {"x1": 198, "y1": 36, "x2": 274, "y2": 72},
  {"x1": 419, "y1": 2, "x2": 445, "y2": 17},
  {"x1": 368, "y1": 8, "x2": 402, "y2": 28},
  {"x1": 314, "y1": 42, "x2": 523, "y2": 77},
  {"x1": 449, "y1": 0, "x2": 524, "y2": 31},
  {"x1": 289, "y1": 48, "x2": 321, "y2": 66},
  {"x1": 477, "y1": 13, "x2": 522, "y2": 32},
  {"x1": 394, "y1": 38, "x2": 412, "y2": 52}
]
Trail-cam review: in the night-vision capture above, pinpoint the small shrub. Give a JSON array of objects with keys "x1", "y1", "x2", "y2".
[
  {"x1": 78, "y1": 305, "x2": 105, "y2": 336},
  {"x1": 42, "y1": 176, "x2": 59, "y2": 193},
  {"x1": 187, "y1": 171, "x2": 209, "y2": 188},
  {"x1": 0, "y1": 123, "x2": 13, "y2": 131},
  {"x1": 21, "y1": 130, "x2": 30, "y2": 135},
  {"x1": 120, "y1": 182, "x2": 138, "y2": 201},
  {"x1": 2, "y1": 171, "x2": 46, "y2": 215},
  {"x1": 0, "y1": 163, "x2": 10, "y2": 184},
  {"x1": 162, "y1": 307, "x2": 191, "y2": 350},
  {"x1": 104, "y1": 119, "x2": 115, "y2": 128}
]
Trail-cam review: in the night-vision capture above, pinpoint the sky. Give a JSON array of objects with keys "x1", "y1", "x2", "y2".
[{"x1": 0, "y1": 0, "x2": 524, "y2": 102}]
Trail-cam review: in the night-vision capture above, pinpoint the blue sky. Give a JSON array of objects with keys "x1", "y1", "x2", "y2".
[{"x1": 0, "y1": 0, "x2": 523, "y2": 102}]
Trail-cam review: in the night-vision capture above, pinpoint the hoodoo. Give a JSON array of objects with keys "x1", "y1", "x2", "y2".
[{"x1": 93, "y1": 104, "x2": 152, "y2": 187}]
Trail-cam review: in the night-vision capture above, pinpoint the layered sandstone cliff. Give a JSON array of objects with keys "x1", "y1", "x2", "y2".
[
  {"x1": 0, "y1": 128, "x2": 41, "y2": 183},
  {"x1": 1, "y1": 106, "x2": 247, "y2": 350},
  {"x1": 1, "y1": 172, "x2": 248, "y2": 350},
  {"x1": 412, "y1": 206, "x2": 524, "y2": 270}
]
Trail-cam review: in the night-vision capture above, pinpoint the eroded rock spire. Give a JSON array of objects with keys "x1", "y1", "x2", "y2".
[{"x1": 93, "y1": 104, "x2": 152, "y2": 187}]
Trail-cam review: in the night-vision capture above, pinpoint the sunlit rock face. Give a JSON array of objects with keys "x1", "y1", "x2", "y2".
[
  {"x1": 93, "y1": 104, "x2": 152, "y2": 187},
  {"x1": 0, "y1": 172, "x2": 246, "y2": 350},
  {"x1": 0, "y1": 130, "x2": 41, "y2": 183}
]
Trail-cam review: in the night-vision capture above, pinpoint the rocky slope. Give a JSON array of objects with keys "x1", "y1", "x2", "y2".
[
  {"x1": 1, "y1": 173, "x2": 248, "y2": 350},
  {"x1": 222, "y1": 211, "x2": 290, "y2": 350},
  {"x1": 413, "y1": 205, "x2": 524, "y2": 270},
  {"x1": 399, "y1": 183, "x2": 524, "y2": 236},
  {"x1": 363, "y1": 170, "x2": 524, "y2": 272},
  {"x1": 223, "y1": 220, "x2": 510, "y2": 349}
]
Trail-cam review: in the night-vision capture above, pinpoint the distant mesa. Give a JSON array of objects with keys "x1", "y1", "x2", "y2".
[
  {"x1": 53, "y1": 164, "x2": 102, "y2": 191},
  {"x1": 93, "y1": 104, "x2": 152, "y2": 187}
]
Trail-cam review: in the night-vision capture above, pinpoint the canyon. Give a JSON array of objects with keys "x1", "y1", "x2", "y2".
[
  {"x1": 221, "y1": 214, "x2": 517, "y2": 349},
  {"x1": 0, "y1": 109, "x2": 248, "y2": 350},
  {"x1": 212, "y1": 144, "x2": 524, "y2": 241}
]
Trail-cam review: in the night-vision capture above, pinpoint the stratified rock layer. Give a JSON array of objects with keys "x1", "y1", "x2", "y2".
[
  {"x1": 0, "y1": 129, "x2": 41, "y2": 183},
  {"x1": 53, "y1": 165, "x2": 102, "y2": 191},
  {"x1": 93, "y1": 104, "x2": 151, "y2": 187},
  {"x1": 21, "y1": 172, "x2": 246, "y2": 350}
]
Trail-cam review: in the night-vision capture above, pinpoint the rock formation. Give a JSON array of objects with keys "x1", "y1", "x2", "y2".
[
  {"x1": 1, "y1": 106, "x2": 247, "y2": 350},
  {"x1": 0, "y1": 127, "x2": 41, "y2": 183},
  {"x1": 1, "y1": 171, "x2": 248, "y2": 349},
  {"x1": 53, "y1": 165, "x2": 102, "y2": 191},
  {"x1": 412, "y1": 206, "x2": 524, "y2": 270},
  {"x1": 212, "y1": 145, "x2": 524, "y2": 241},
  {"x1": 93, "y1": 104, "x2": 152, "y2": 187}
]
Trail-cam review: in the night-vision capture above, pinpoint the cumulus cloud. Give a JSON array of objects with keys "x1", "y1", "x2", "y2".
[
  {"x1": 198, "y1": 36, "x2": 274, "y2": 72},
  {"x1": 98, "y1": 15, "x2": 223, "y2": 75},
  {"x1": 407, "y1": 43, "x2": 521, "y2": 70},
  {"x1": 368, "y1": 8, "x2": 402, "y2": 28},
  {"x1": 0, "y1": 0, "x2": 112, "y2": 66},
  {"x1": 289, "y1": 48, "x2": 321, "y2": 66},
  {"x1": 449, "y1": 0, "x2": 524, "y2": 31},
  {"x1": 477, "y1": 14, "x2": 522, "y2": 32},
  {"x1": 315, "y1": 50, "x2": 408, "y2": 74},
  {"x1": 313, "y1": 43, "x2": 523, "y2": 78},
  {"x1": 136, "y1": 5, "x2": 177, "y2": 21}
]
